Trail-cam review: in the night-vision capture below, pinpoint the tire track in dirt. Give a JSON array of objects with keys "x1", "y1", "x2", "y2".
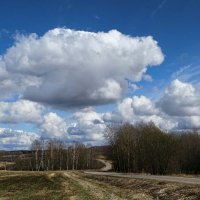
[{"x1": 64, "y1": 172, "x2": 127, "y2": 200}]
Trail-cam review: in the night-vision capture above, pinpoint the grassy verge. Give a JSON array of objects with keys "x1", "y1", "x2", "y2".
[
  {"x1": 0, "y1": 172, "x2": 65, "y2": 200},
  {"x1": 65, "y1": 175, "x2": 97, "y2": 200},
  {"x1": 84, "y1": 174, "x2": 200, "y2": 200},
  {"x1": 74, "y1": 172, "x2": 128, "y2": 199}
]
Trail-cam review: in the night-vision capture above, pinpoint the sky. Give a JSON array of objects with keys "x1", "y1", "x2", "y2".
[{"x1": 0, "y1": 0, "x2": 200, "y2": 150}]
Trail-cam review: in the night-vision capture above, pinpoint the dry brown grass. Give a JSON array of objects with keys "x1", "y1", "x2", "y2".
[
  {"x1": 83, "y1": 173, "x2": 200, "y2": 200},
  {"x1": 0, "y1": 162, "x2": 15, "y2": 169},
  {"x1": 1, "y1": 171, "x2": 200, "y2": 199}
]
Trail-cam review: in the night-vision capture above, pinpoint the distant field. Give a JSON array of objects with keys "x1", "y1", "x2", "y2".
[
  {"x1": 0, "y1": 162, "x2": 15, "y2": 169},
  {"x1": 0, "y1": 171, "x2": 200, "y2": 200}
]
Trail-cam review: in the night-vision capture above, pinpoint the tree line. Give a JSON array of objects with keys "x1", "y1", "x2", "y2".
[
  {"x1": 12, "y1": 139, "x2": 102, "y2": 171},
  {"x1": 106, "y1": 122, "x2": 200, "y2": 175},
  {"x1": 2, "y1": 122, "x2": 200, "y2": 174}
]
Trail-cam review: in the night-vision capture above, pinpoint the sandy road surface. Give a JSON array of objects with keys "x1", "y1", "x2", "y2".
[
  {"x1": 89, "y1": 157, "x2": 200, "y2": 185},
  {"x1": 96, "y1": 157, "x2": 112, "y2": 171},
  {"x1": 85, "y1": 171, "x2": 200, "y2": 185}
]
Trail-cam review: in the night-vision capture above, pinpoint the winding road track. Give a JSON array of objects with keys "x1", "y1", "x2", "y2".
[
  {"x1": 85, "y1": 171, "x2": 200, "y2": 185},
  {"x1": 87, "y1": 157, "x2": 200, "y2": 185},
  {"x1": 96, "y1": 157, "x2": 112, "y2": 172}
]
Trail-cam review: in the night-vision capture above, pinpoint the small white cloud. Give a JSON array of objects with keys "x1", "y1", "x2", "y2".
[
  {"x1": 41, "y1": 112, "x2": 68, "y2": 138},
  {"x1": 94, "y1": 15, "x2": 100, "y2": 20},
  {"x1": 151, "y1": 0, "x2": 167, "y2": 17},
  {"x1": 171, "y1": 65, "x2": 200, "y2": 85},
  {"x1": 142, "y1": 74, "x2": 153, "y2": 82},
  {"x1": 66, "y1": 107, "x2": 106, "y2": 144},
  {"x1": 158, "y1": 79, "x2": 200, "y2": 116},
  {"x1": 0, "y1": 128, "x2": 39, "y2": 150},
  {"x1": 0, "y1": 100, "x2": 44, "y2": 124}
]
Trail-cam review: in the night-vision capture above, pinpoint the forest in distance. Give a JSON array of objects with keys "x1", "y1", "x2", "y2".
[
  {"x1": 0, "y1": 141, "x2": 106, "y2": 171},
  {"x1": 1, "y1": 122, "x2": 200, "y2": 175}
]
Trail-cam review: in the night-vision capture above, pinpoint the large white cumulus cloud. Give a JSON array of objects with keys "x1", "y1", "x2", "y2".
[
  {"x1": 1, "y1": 28, "x2": 164, "y2": 107},
  {"x1": 2, "y1": 27, "x2": 200, "y2": 150}
]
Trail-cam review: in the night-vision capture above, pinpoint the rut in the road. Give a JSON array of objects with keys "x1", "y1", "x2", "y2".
[{"x1": 64, "y1": 172, "x2": 126, "y2": 200}]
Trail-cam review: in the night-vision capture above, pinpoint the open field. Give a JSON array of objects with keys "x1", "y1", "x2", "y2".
[{"x1": 0, "y1": 171, "x2": 200, "y2": 200}]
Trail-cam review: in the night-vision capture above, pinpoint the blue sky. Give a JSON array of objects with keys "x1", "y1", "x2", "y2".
[
  {"x1": 1, "y1": 0, "x2": 200, "y2": 95},
  {"x1": 0, "y1": 0, "x2": 200, "y2": 150}
]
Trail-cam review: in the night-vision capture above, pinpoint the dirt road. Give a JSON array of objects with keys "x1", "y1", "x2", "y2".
[
  {"x1": 89, "y1": 156, "x2": 200, "y2": 185},
  {"x1": 85, "y1": 171, "x2": 200, "y2": 185},
  {"x1": 96, "y1": 156, "x2": 112, "y2": 171}
]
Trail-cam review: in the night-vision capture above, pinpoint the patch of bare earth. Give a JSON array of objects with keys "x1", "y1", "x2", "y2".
[
  {"x1": 69, "y1": 197, "x2": 80, "y2": 200},
  {"x1": 84, "y1": 174, "x2": 200, "y2": 200},
  {"x1": 47, "y1": 172, "x2": 55, "y2": 180}
]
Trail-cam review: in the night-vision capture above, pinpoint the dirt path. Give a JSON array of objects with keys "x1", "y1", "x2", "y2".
[
  {"x1": 96, "y1": 159, "x2": 112, "y2": 171},
  {"x1": 85, "y1": 171, "x2": 200, "y2": 185},
  {"x1": 96, "y1": 156, "x2": 112, "y2": 171},
  {"x1": 63, "y1": 172, "x2": 127, "y2": 200}
]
